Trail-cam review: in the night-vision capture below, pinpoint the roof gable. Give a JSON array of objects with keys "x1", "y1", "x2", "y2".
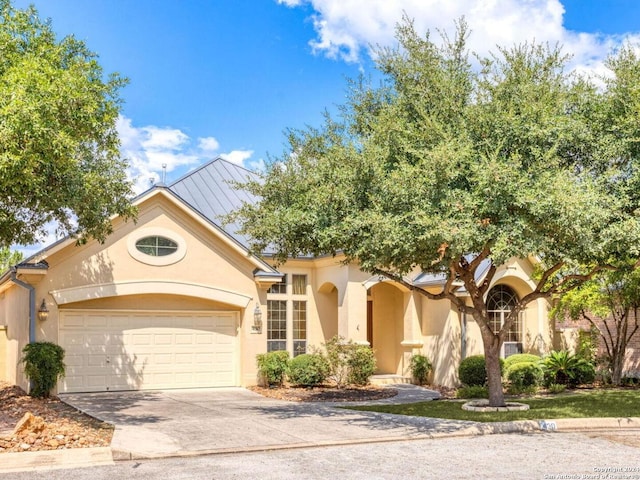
[{"x1": 169, "y1": 157, "x2": 258, "y2": 248}]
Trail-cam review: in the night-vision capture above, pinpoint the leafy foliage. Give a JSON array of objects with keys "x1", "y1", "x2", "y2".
[
  {"x1": 458, "y1": 355, "x2": 504, "y2": 386},
  {"x1": 503, "y1": 354, "x2": 542, "y2": 372},
  {"x1": 287, "y1": 353, "x2": 329, "y2": 387},
  {"x1": 409, "y1": 354, "x2": 432, "y2": 385},
  {"x1": 553, "y1": 266, "x2": 640, "y2": 385},
  {"x1": 346, "y1": 345, "x2": 376, "y2": 386},
  {"x1": 456, "y1": 385, "x2": 489, "y2": 399},
  {"x1": 542, "y1": 351, "x2": 595, "y2": 387},
  {"x1": 256, "y1": 351, "x2": 290, "y2": 387},
  {"x1": 505, "y1": 362, "x2": 544, "y2": 390},
  {"x1": 21, "y1": 342, "x2": 65, "y2": 398},
  {"x1": 318, "y1": 336, "x2": 376, "y2": 387},
  {"x1": 232, "y1": 17, "x2": 640, "y2": 406},
  {"x1": 0, "y1": 246, "x2": 22, "y2": 271},
  {"x1": 0, "y1": 0, "x2": 135, "y2": 247}
]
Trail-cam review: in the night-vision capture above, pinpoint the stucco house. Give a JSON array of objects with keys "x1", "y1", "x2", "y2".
[{"x1": 0, "y1": 158, "x2": 554, "y2": 393}]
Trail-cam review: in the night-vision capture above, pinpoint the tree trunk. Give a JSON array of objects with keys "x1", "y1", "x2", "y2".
[
  {"x1": 482, "y1": 333, "x2": 505, "y2": 407},
  {"x1": 611, "y1": 350, "x2": 625, "y2": 386}
]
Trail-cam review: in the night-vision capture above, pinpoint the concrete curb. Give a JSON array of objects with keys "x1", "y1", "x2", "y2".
[
  {"x1": 0, "y1": 446, "x2": 113, "y2": 474},
  {"x1": 3, "y1": 404, "x2": 639, "y2": 472},
  {"x1": 107, "y1": 416, "x2": 640, "y2": 462}
]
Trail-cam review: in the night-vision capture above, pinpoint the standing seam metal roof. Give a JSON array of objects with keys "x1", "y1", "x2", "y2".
[{"x1": 169, "y1": 157, "x2": 259, "y2": 247}]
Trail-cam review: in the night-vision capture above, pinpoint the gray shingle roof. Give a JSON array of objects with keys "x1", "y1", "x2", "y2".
[{"x1": 169, "y1": 157, "x2": 259, "y2": 247}]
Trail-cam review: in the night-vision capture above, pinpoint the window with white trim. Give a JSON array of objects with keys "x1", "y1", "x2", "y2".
[
  {"x1": 267, "y1": 300, "x2": 287, "y2": 352},
  {"x1": 293, "y1": 300, "x2": 307, "y2": 357},
  {"x1": 266, "y1": 274, "x2": 308, "y2": 356},
  {"x1": 487, "y1": 284, "x2": 523, "y2": 357}
]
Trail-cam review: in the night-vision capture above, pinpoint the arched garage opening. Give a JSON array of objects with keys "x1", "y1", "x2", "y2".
[{"x1": 56, "y1": 290, "x2": 242, "y2": 393}]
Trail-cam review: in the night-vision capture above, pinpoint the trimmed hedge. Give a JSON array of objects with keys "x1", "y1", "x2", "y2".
[
  {"x1": 288, "y1": 353, "x2": 329, "y2": 387},
  {"x1": 503, "y1": 353, "x2": 541, "y2": 372},
  {"x1": 458, "y1": 355, "x2": 504, "y2": 386},
  {"x1": 506, "y1": 362, "x2": 544, "y2": 389}
]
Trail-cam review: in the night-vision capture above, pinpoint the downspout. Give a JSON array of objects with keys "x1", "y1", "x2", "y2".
[
  {"x1": 10, "y1": 269, "x2": 36, "y2": 344},
  {"x1": 461, "y1": 311, "x2": 467, "y2": 361}
]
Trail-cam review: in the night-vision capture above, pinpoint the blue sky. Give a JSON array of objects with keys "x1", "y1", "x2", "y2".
[{"x1": 12, "y1": 1, "x2": 640, "y2": 194}]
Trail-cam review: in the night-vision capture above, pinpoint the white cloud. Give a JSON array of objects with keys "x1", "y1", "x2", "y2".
[
  {"x1": 198, "y1": 136, "x2": 220, "y2": 152},
  {"x1": 117, "y1": 116, "x2": 258, "y2": 193},
  {"x1": 221, "y1": 150, "x2": 255, "y2": 166},
  {"x1": 277, "y1": 0, "x2": 639, "y2": 73},
  {"x1": 140, "y1": 126, "x2": 189, "y2": 151}
]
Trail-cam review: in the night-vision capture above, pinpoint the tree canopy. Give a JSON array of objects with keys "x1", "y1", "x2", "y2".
[
  {"x1": 0, "y1": 0, "x2": 135, "y2": 248},
  {"x1": 0, "y1": 245, "x2": 21, "y2": 271},
  {"x1": 232, "y1": 19, "x2": 640, "y2": 405}
]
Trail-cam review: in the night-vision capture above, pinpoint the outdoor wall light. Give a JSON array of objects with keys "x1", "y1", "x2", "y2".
[
  {"x1": 37, "y1": 299, "x2": 49, "y2": 322},
  {"x1": 252, "y1": 303, "x2": 262, "y2": 333}
]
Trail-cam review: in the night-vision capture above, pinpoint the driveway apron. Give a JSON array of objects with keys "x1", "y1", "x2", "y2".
[{"x1": 60, "y1": 386, "x2": 470, "y2": 459}]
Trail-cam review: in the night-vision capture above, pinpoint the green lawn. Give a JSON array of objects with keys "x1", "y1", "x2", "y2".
[{"x1": 345, "y1": 389, "x2": 640, "y2": 422}]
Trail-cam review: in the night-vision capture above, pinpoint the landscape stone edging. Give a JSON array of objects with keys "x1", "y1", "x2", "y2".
[{"x1": 462, "y1": 400, "x2": 530, "y2": 412}]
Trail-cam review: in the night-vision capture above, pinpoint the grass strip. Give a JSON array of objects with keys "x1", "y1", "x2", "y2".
[{"x1": 344, "y1": 389, "x2": 640, "y2": 422}]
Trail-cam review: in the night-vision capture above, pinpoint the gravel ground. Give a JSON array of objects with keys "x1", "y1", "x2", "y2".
[
  {"x1": 0, "y1": 381, "x2": 113, "y2": 453},
  {"x1": 7, "y1": 432, "x2": 640, "y2": 479}
]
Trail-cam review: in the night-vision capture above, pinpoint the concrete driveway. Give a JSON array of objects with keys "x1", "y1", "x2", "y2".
[{"x1": 60, "y1": 386, "x2": 477, "y2": 460}]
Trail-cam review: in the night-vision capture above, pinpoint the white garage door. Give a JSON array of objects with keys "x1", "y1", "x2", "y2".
[{"x1": 59, "y1": 310, "x2": 238, "y2": 393}]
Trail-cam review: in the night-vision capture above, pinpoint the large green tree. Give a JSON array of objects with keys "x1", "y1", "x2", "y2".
[
  {"x1": 0, "y1": 0, "x2": 135, "y2": 247},
  {"x1": 232, "y1": 19, "x2": 640, "y2": 406}
]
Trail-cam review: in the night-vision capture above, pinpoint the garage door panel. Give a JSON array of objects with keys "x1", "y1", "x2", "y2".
[{"x1": 59, "y1": 310, "x2": 238, "y2": 393}]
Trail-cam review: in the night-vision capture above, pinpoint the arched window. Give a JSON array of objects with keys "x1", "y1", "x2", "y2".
[{"x1": 487, "y1": 285, "x2": 523, "y2": 357}]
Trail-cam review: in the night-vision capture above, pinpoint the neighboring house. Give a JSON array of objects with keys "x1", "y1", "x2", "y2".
[
  {"x1": 555, "y1": 313, "x2": 640, "y2": 378},
  {"x1": 0, "y1": 158, "x2": 554, "y2": 393}
]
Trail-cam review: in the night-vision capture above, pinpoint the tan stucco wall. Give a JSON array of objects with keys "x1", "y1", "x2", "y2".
[
  {"x1": 0, "y1": 327, "x2": 7, "y2": 382},
  {"x1": 0, "y1": 285, "x2": 29, "y2": 389},
  {"x1": 370, "y1": 282, "x2": 403, "y2": 374},
  {"x1": 422, "y1": 298, "x2": 462, "y2": 387}
]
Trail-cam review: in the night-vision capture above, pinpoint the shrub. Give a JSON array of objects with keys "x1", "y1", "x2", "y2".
[
  {"x1": 288, "y1": 354, "x2": 329, "y2": 387},
  {"x1": 458, "y1": 355, "x2": 503, "y2": 386},
  {"x1": 503, "y1": 353, "x2": 541, "y2": 372},
  {"x1": 409, "y1": 354, "x2": 432, "y2": 386},
  {"x1": 459, "y1": 355, "x2": 487, "y2": 386},
  {"x1": 347, "y1": 345, "x2": 376, "y2": 386},
  {"x1": 506, "y1": 362, "x2": 544, "y2": 390},
  {"x1": 256, "y1": 350, "x2": 290, "y2": 386},
  {"x1": 506, "y1": 384, "x2": 538, "y2": 395},
  {"x1": 547, "y1": 383, "x2": 566, "y2": 394},
  {"x1": 542, "y1": 350, "x2": 596, "y2": 387},
  {"x1": 21, "y1": 342, "x2": 65, "y2": 398},
  {"x1": 456, "y1": 385, "x2": 489, "y2": 399},
  {"x1": 572, "y1": 360, "x2": 596, "y2": 386},
  {"x1": 319, "y1": 336, "x2": 376, "y2": 387}
]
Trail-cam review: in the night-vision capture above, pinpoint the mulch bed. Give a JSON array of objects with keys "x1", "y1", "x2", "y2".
[
  {"x1": 249, "y1": 384, "x2": 399, "y2": 402},
  {"x1": 0, "y1": 381, "x2": 113, "y2": 453}
]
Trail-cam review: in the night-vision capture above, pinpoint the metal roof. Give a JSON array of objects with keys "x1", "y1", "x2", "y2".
[
  {"x1": 169, "y1": 157, "x2": 259, "y2": 247},
  {"x1": 412, "y1": 257, "x2": 493, "y2": 291}
]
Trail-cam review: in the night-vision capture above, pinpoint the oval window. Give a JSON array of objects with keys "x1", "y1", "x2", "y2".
[{"x1": 135, "y1": 236, "x2": 178, "y2": 257}]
